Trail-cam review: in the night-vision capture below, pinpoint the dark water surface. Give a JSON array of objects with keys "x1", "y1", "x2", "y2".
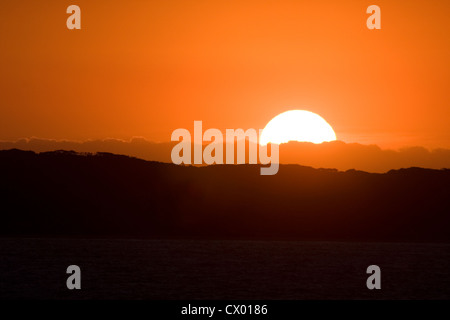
[{"x1": 0, "y1": 238, "x2": 449, "y2": 299}]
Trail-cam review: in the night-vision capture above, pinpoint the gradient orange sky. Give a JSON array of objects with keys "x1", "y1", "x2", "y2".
[{"x1": 1, "y1": 0, "x2": 449, "y2": 148}]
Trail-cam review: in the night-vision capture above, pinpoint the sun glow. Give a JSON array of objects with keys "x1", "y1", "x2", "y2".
[{"x1": 260, "y1": 110, "x2": 337, "y2": 145}]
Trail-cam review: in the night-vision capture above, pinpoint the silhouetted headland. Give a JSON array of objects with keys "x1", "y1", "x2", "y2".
[{"x1": 1, "y1": 149, "x2": 449, "y2": 242}]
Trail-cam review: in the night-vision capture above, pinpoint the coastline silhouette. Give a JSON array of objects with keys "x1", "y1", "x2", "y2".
[{"x1": 1, "y1": 149, "x2": 449, "y2": 242}]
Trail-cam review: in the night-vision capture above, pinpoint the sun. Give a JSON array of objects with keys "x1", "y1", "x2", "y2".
[{"x1": 260, "y1": 110, "x2": 336, "y2": 145}]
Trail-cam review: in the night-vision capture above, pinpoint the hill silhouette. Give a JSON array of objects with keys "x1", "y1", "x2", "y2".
[{"x1": 1, "y1": 149, "x2": 450, "y2": 242}]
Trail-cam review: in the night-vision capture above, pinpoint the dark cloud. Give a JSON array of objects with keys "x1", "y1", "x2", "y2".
[{"x1": 1, "y1": 138, "x2": 450, "y2": 173}]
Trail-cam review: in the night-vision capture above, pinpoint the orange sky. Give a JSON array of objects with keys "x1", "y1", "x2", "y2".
[{"x1": 1, "y1": 0, "x2": 449, "y2": 149}]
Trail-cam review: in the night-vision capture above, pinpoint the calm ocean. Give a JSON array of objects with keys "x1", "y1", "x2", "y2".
[{"x1": 0, "y1": 238, "x2": 449, "y2": 299}]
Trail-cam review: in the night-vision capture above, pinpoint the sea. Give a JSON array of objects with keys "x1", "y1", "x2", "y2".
[{"x1": 0, "y1": 238, "x2": 449, "y2": 299}]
